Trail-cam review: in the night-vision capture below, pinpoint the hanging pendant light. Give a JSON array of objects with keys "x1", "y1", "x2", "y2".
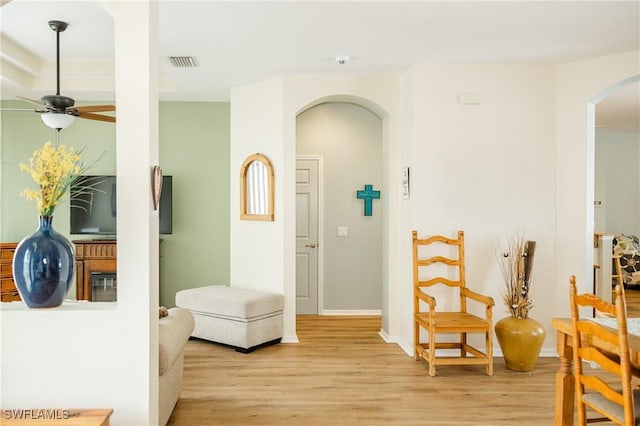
[{"x1": 41, "y1": 112, "x2": 75, "y2": 130}]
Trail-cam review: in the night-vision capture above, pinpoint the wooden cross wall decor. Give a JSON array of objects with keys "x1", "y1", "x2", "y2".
[{"x1": 356, "y1": 184, "x2": 381, "y2": 216}]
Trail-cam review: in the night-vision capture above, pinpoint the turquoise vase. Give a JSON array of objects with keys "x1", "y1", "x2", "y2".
[{"x1": 12, "y1": 216, "x2": 75, "y2": 308}]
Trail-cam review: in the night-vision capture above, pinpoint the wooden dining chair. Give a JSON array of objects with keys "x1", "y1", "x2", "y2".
[
  {"x1": 412, "y1": 230, "x2": 494, "y2": 376},
  {"x1": 569, "y1": 274, "x2": 640, "y2": 425},
  {"x1": 614, "y1": 255, "x2": 625, "y2": 287}
]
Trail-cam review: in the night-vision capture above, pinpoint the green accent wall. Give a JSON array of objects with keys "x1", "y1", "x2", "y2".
[
  {"x1": 158, "y1": 102, "x2": 230, "y2": 306},
  {"x1": 1, "y1": 100, "x2": 230, "y2": 307}
]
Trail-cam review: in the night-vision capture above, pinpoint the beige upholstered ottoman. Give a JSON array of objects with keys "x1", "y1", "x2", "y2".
[{"x1": 175, "y1": 285, "x2": 284, "y2": 352}]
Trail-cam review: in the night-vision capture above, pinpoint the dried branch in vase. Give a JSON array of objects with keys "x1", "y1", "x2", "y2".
[{"x1": 498, "y1": 235, "x2": 537, "y2": 319}]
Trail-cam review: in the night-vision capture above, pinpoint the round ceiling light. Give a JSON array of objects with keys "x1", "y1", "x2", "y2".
[{"x1": 41, "y1": 112, "x2": 75, "y2": 129}]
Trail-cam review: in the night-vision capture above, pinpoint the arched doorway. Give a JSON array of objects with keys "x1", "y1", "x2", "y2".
[
  {"x1": 589, "y1": 74, "x2": 640, "y2": 300},
  {"x1": 295, "y1": 101, "x2": 384, "y2": 316}
]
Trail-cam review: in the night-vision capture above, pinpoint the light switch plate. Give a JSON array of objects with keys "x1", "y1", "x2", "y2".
[{"x1": 337, "y1": 226, "x2": 348, "y2": 237}]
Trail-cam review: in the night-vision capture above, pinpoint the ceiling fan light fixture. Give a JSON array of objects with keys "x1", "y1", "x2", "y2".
[
  {"x1": 41, "y1": 112, "x2": 75, "y2": 129},
  {"x1": 2, "y1": 21, "x2": 116, "y2": 126}
]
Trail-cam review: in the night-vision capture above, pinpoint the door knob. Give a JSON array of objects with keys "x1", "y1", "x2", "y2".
[{"x1": 305, "y1": 243, "x2": 317, "y2": 248}]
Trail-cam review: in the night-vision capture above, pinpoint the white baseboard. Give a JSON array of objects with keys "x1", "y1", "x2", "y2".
[
  {"x1": 321, "y1": 309, "x2": 382, "y2": 316},
  {"x1": 378, "y1": 328, "x2": 392, "y2": 342},
  {"x1": 379, "y1": 330, "x2": 414, "y2": 356},
  {"x1": 287, "y1": 328, "x2": 558, "y2": 361},
  {"x1": 378, "y1": 333, "x2": 559, "y2": 359},
  {"x1": 538, "y1": 348, "x2": 558, "y2": 358},
  {"x1": 281, "y1": 335, "x2": 299, "y2": 344}
]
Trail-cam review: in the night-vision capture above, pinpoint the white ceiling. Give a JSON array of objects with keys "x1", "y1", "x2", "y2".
[{"x1": 1, "y1": 0, "x2": 638, "y2": 130}]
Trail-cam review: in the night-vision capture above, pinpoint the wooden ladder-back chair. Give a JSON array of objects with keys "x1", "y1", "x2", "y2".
[
  {"x1": 614, "y1": 255, "x2": 625, "y2": 287},
  {"x1": 569, "y1": 275, "x2": 640, "y2": 425},
  {"x1": 412, "y1": 230, "x2": 494, "y2": 376}
]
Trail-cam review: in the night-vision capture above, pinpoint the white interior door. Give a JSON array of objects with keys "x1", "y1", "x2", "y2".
[{"x1": 296, "y1": 158, "x2": 319, "y2": 314}]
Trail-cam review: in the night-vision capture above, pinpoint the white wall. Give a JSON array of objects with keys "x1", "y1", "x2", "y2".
[
  {"x1": 555, "y1": 52, "x2": 640, "y2": 318},
  {"x1": 230, "y1": 52, "x2": 639, "y2": 359},
  {"x1": 0, "y1": 3, "x2": 160, "y2": 424},
  {"x1": 230, "y1": 75, "x2": 402, "y2": 340},
  {"x1": 399, "y1": 63, "x2": 557, "y2": 353},
  {"x1": 400, "y1": 56, "x2": 639, "y2": 355},
  {"x1": 229, "y1": 78, "x2": 293, "y2": 338}
]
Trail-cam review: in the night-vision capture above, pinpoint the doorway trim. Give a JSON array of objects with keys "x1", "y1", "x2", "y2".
[{"x1": 296, "y1": 154, "x2": 324, "y2": 314}]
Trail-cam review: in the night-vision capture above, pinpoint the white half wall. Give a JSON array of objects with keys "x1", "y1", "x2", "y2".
[{"x1": 0, "y1": 2, "x2": 160, "y2": 425}]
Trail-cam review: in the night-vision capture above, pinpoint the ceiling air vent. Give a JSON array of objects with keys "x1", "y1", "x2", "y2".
[{"x1": 168, "y1": 56, "x2": 198, "y2": 68}]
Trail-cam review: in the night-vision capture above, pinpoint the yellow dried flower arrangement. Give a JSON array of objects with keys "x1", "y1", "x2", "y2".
[{"x1": 19, "y1": 141, "x2": 90, "y2": 216}]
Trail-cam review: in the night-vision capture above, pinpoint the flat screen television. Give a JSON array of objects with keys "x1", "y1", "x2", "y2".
[{"x1": 70, "y1": 175, "x2": 173, "y2": 235}]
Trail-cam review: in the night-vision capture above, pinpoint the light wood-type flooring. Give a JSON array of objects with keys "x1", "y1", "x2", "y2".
[
  {"x1": 625, "y1": 287, "x2": 640, "y2": 317},
  {"x1": 168, "y1": 315, "x2": 558, "y2": 426},
  {"x1": 169, "y1": 290, "x2": 640, "y2": 425}
]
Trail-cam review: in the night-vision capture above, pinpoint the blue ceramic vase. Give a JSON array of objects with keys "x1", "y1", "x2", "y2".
[{"x1": 12, "y1": 216, "x2": 75, "y2": 308}]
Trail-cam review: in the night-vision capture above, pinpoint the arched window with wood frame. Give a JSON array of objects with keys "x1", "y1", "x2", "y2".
[{"x1": 240, "y1": 153, "x2": 274, "y2": 221}]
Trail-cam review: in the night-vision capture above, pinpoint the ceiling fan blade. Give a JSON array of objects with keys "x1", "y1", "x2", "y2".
[
  {"x1": 73, "y1": 105, "x2": 116, "y2": 113},
  {"x1": 0, "y1": 108, "x2": 47, "y2": 112},
  {"x1": 77, "y1": 112, "x2": 116, "y2": 123},
  {"x1": 16, "y1": 96, "x2": 47, "y2": 108}
]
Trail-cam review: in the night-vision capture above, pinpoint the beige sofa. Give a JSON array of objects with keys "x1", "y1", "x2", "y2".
[{"x1": 159, "y1": 307, "x2": 195, "y2": 426}]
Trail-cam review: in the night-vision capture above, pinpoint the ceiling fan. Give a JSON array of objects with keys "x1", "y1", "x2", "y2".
[{"x1": 2, "y1": 20, "x2": 115, "y2": 130}]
